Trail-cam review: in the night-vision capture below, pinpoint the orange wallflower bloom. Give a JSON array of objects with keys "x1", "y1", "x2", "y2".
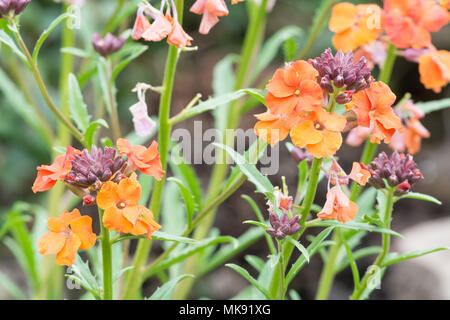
[
  {"x1": 97, "y1": 174, "x2": 161, "y2": 239},
  {"x1": 254, "y1": 110, "x2": 301, "y2": 146},
  {"x1": 190, "y1": 0, "x2": 229, "y2": 35},
  {"x1": 167, "y1": 15, "x2": 193, "y2": 48},
  {"x1": 116, "y1": 138, "x2": 165, "y2": 180},
  {"x1": 37, "y1": 209, "x2": 96, "y2": 266},
  {"x1": 142, "y1": 12, "x2": 173, "y2": 42},
  {"x1": 32, "y1": 146, "x2": 80, "y2": 193},
  {"x1": 419, "y1": 49, "x2": 450, "y2": 93},
  {"x1": 318, "y1": 186, "x2": 358, "y2": 223},
  {"x1": 384, "y1": 0, "x2": 450, "y2": 49},
  {"x1": 329, "y1": 2, "x2": 383, "y2": 52},
  {"x1": 349, "y1": 162, "x2": 371, "y2": 186},
  {"x1": 346, "y1": 81, "x2": 402, "y2": 144},
  {"x1": 132, "y1": 10, "x2": 152, "y2": 40},
  {"x1": 290, "y1": 110, "x2": 346, "y2": 158},
  {"x1": 391, "y1": 118, "x2": 430, "y2": 155},
  {"x1": 265, "y1": 60, "x2": 323, "y2": 115}
]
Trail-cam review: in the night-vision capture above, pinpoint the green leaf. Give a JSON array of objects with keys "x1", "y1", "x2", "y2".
[
  {"x1": 251, "y1": 254, "x2": 280, "y2": 300},
  {"x1": 32, "y1": 13, "x2": 73, "y2": 64},
  {"x1": 243, "y1": 220, "x2": 270, "y2": 230},
  {"x1": 336, "y1": 246, "x2": 382, "y2": 273},
  {"x1": 112, "y1": 231, "x2": 197, "y2": 244},
  {"x1": 214, "y1": 142, "x2": 274, "y2": 194},
  {"x1": 66, "y1": 255, "x2": 101, "y2": 300},
  {"x1": 310, "y1": 220, "x2": 403, "y2": 238},
  {"x1": 283, "y1": 37, "x2": 298, "y2": 61},
  {"x1": 415, "y1": 98, "x2": 450, "y2": 114},
  {"x1": 0, "y1": 29, "x2": 26, "y2": 62},
  {"x1": 286, "y1": 227, "x2": 335, "y2": 285},
  {"x1": 285, "y1": 237, "x2": 310, "y2": 262},
  {"x1": 147, "y1": 274, "x2": 194, "y2": 300},
  {"x1": 383, "y1": 247, "x2": 450, "y2": 267},
  {"x1": 172, "y1": 89, "x2": 265, "y2": 124},
  {"x1": 226, "y1": 264, "x2": 274, "y2": 300},
  {"x1": 167, "y1": 177, "x2": 197, "y2": 229},
  {"x1": 60, "y1": 47, "x2": 91, "y2": 58},
  {"x1": 111, "y1": 44, "x2": 148, "y2": 82},
  {"x1": 252, "y1": 25, "x2": 303, "y2": 81},
  {"x1": 397, "y1": 192, "x2": 441, "y2": 205},
  {"x1": 83, "y1": 119, "x2": 108, "y2": 147},
  {"x1": 245, "y1": 255, "x2": 266, "y2": 273},
  {"x1": 68, "y1": 73, "x2": 91, "y2": 132}
]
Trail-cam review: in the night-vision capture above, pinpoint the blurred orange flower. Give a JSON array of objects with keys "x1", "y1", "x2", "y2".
[
  {"x1": 167, "y1": 15, "x2": 193, "y2": 48},
  {"x1": 37, "y1": 209, "x2": 96, "y2": 266},
  {"x1": 349, "y1": 162, "x2": 371, "y2": 186},
  {"x1": 265, "y1": 60, "x2": 323, "y2": 115},
  {"x1": 190, "y1": 0, "x2": 229, "y2": 34},
  {"x1": 32, "y1": 146, "x2": 80, "y2": 193},
  {"x1": 117, "y1": 138, "x2": 165, "y2": 180},
  {"x1": 329, "y1": 2, "x2": 383, "y2": 52},
  {"x1": 290, "y1": 110, "x2": 346, "y2": 158},
  {"x1": 418, "y1": 49, "x2": 450, "y2": 93},
  {"x1": 142, "y1": 12, "x2": 173, "y2": 42},
  {"x1": 97, "y1": 174, "x2": 161, "y2": 239},
  {"x1": 346, "y1": 81, "x2": 402, "y2": 144},
  {"x1": 318, "y1": 186, "x2": 358, "y2": 223},
  {"x1": 384, "y1": 0, "x2": 450, "y2": 49}
]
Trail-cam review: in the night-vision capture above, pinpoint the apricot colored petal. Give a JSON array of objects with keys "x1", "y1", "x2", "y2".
[
  {"x1": 32, "y1": 171, "x2": 58, "y2": 193},
  {"x1": 420, "y1": 1, "x2": 450, "y2": 32},
  {"x1": 370, "y1": 120, "x2": 396, "y2": 144},
  {"x1": 320, "y1": 111, "x2": 347, "y2": 132},
  {"x1": 48, "y1": 209, "x2": 82, "y2": 232},
  {"x1": 375, "y1": 109, "x2": 402, "y2": 130},
  {"x1": 255, "y1": 111, "x2": 278, "y2": 121},
  {"x1": 132, "y1": 13, "x2": 151, "y2": 40},
  {"x1": 118, "y1": 177, "x2": 141, "y2": 206},
  {"x1": 116, "y1": 138, "x2": 132, "y2": 155},
  {"x1": 102, "y1": 207, "x2": 133, "y2": 234},
  {"x1": 55, "y1": 232, "x2": 81, "y2": 266},
  {"x1": 290, "y1": 120, "x2": 322, "y2": 148},
  {"x1": 190, "y1": 0, "x2": 206, "y2": 14},
  {"x1": 329, "y1": 2, "x2": 358, "y2": 33},
  {"x1": 70, "y1": 216, "x2": 96, "y2": 250},
  {"x1": 266, "y1": 69, "x2": 295, "y2": 98},
  {"x1": 37, "y1": 231, "x2": 66, "y2": 256},
  {"x1": 366, "y1": 82, "x2": 396, "y2": 111},
  {"x1": 142, "y1": 13, "x2": 172, "y2": 42},
  {"x1": 122, "y1": 206, "x2": 140, "y2": 226},
  {"x1": 206, "y1": 0, "x2": 229, "y2": 15},
  {"x1": 410, "y1": 25, "x2": 431, "y2": 50},
  {"x1": 389, "y1": 131, "x2": 406, "y2": 153},
  {"x1": 337, "y1": 200, "x2": 358, "y2": 223},
  {"x1": 294, "y1": 80, "x2": 324, "y2": 112},
  {"x1": 284, "y1": 61, "x2": 318, "y2": 87},
  {"x1": 349, "y1": 162, "x2": 371, "y2": 186},
  {"x1": 306, "y1": 130, "x2": 342, "y2": 158},
  {"x1": 265, "y1": 92, "x2": 298, "y2": 115},
  {"x1": 167, "y1": 20, "x2": 193, "y2": 48},
  {"x1": 198, "y1": 8, "x2": 220, "y2": 34},
  {"x1": 97, "y1": 181, "x2": 120, "y2": 210},
  {"x1": 385, "y1": 12, "x2": 415, "y2": 49},
  {"x1": 254, "y1": 120, "x2": 289, "y2": 147},
  {"x1": 346, "y1": 126, "x2": 371, "y2": 147}
]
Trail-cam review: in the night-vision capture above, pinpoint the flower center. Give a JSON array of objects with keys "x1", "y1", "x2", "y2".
[
  {"x1": 116, "y1": 201, "x2": 126, "y2": 209},
  {"x1": 294, "y1": 89, "x2": 301, "y2": 96}
]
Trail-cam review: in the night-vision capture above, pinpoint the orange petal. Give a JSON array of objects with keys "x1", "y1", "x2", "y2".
[
  {"x1": 266, "y1": 69, "x2": 295, "y2": 98},
  {"x1": 290, "y1": 120, "x2": 323, "y2": 148},
  {"x1": 48, "y1": 209, "x2": 82, "y2": 233},
  {"x1": 337, "y1": 200, "x2": 358, "y2": 223},
  {"x1": 284, "y1": 60, "x2": 319, "y2": 88},
  {"x1": 306, "y1": 130, "x2": 342, "y2": 158},
  {"x1": 294, "y1": 80, "x2": 324, "y2": 112},
  {"x1": 118, "y1": 177, "x2": 141, "y2": 206},
  {"x1": 37, "y1": 231, "x2": 66, "y2": 256},
  {"x1": 55, "y1": 232, "x2": 81, "y2": 266},
  {"x1": 254, "y1": 119, "x2": 290, "y2": 147},
  {"x1": 70, "y1": 216, "x2": 96, "y2": 250},
  {"x1": 349, "y1": 162, "x2": 371, "y2": 186},
  {"x1": 102, "y1": 207, "x2": 133, "y2": 234},
  {"x1": 97, "y1": 181, "x2": 120, "y2": 210},
  {"x1": 329, "y1": 2, "x2": 358, "y2": 33}
]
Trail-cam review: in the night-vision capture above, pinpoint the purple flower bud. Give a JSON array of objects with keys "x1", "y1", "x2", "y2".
[
  {"x1": 0, "y1": 0, "x2": 31, "y2": 17},
  {"x1": 291, "y1": 146, "x2": 313, "y2": 164},
  {"x1": 92, "y1": 32, "x2": 125, "y2": 57},
  {"x1": 266, "y1": 212, "x2": 301, "y2": 240},
  {"x1": 335, "y1": 92, "x2": 352, "y2": 104}
]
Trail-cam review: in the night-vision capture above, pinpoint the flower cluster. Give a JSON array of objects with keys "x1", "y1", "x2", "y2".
[
  {"x1": 33, "y1": 139, "x2": 165, "y2": 265},
  {"x1": 91, "y1": 33, "x2": 125, "y2": 57},
  {"x1": 367, "y1": 151, "x2": 423, "y2": 195},
  {"x1": 265, "y1": 190, "x2": 300, "y2": 240},
  {"x1": 329, "y1": 1, "x2": 450, "y2": 93}
]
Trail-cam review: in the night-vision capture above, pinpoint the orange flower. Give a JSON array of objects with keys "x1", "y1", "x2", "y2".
[
  {"x1": 97, "y1": 174, "x2": 161, "y2": 239},
  {"x1": 254, "y1": 110, "x2": 300, "y2": 146},
  {"x1": 290, "y1": 110, "x2": 346, "y2": 158},
  {"x1": 167, "y1": 15, "x2": 193, "y2": 48},
  {"x1": 346, "y1": 81, "x2": 402, "y2": 144},
  {"x1": 318, "y1": 186, "x2": 358, "y2": 223},
  {"x1": 131, "y1": 10, "x2": 152, "y2": 40},
  {"x1": 231, "y1": 0, "x2": 244, "y2": 4},
  {"x1": 265, "y1": 60, "x2": 323, "y2": 115},
  {"x1": 116, "y1": 138, "x2": 165, "y2": 180},
  {"x1": 419, "y1": 49, "x2": 450, "y2": 93},
  {"x1": 384, "y1": 0, "x2": 450, "y2": 49},
  {"x1": 142, "y1": 12, "x2": 173, "y2": 42},
  {"x1": 346, "y1": 126, "x2": 371, "y2": 147},
  {"x1": 391, "y1": 118, "x2": 430, "y2": 154},
  {"x1": 32, "y1": 146, "x2": 80, "y2": 193},
  {"x1": 190, "y1": 0, "x2": 229, "y2": 35},
  {"x1": 37, "y1": 209, "x2": 96, "y2": 266},
  {"x1": 329, "y1": 2, "x2": 383, "y2": 52},
  {"x1": 349, "y1": 162, "x2": 371, "y2": 186}
]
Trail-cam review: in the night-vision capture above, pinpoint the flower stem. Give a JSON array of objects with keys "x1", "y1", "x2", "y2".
[
  {"x1": 98, "y1": 208, "x2": 113, "y2": 300},
  {"x1": 120, "y1": 0, "x2": 184, "y2": 300},
  {"x1": 106, "y1": 60, "x2": 122, "y2": 142},
  {"x1": 315, "y1": 43, "x2": 398, "y2": 299},
  {"x1": 350, "y1": 187, "x2": 395, "y2": 300}
]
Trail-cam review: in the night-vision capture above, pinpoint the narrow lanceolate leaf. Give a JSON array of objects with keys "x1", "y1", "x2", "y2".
[
  {"x1": 286, "y1": 227, "x2": 335, "y2": 285},
  {"x1": 149, "y1": 231, "x2": 197, "y2": 244},
  {"x1": 415, "y1": 98, "x2": 450, "y2": 114},
  {"x1": 167, "y1": 177, "x2": 197, "y2": 228},
  {"x1": 68, "y1": 73, "x2": 91, "y2": 132},
  {"x1": 147, "y1": 274, "x2": 194, "y2": 300},
  {"x1": 285, "y1": 237, "x2": 310, "y2": 262},
  {"x1": 243, "y1": 220, "x2": 270, "y2": 230},
  {"x1": 0, "y1": 29, "x2": 26, "y2": 62},
  {"x1": 83, "y1": 119, "x2": 108, "y2": 148},
  {"x1": 214, "y1": 143, "x2": 274, "y2": 194},
  {"x1": 32, "y1": 13, "x2": 74, "y2": 64},
  {"x1": 111, "y1": 44, "x2": 148, "y2": 82},
  {"x1": 310, "y1": 220, "x2": 403, "y2": 238},
  {"x1": 172, "y1": 89, "x2": 266, "y2": 124},
  {"x1": 226, "y1": 264, "x2": 274, "y2": 300},
  {"x1": 397, "y1": 192, "x2": 441, "y2": 205},
  {"x1": 383, "y1": 247, "x2": 450, "y2": 267}
]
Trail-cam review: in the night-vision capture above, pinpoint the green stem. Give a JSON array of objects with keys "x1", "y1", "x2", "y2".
[
  {"x1": 98, "y1": 209, "x2": 113, "y2": 300},
  {"x1": 172, "y1": 0, "x2": 269, "y2": 300},
  {"x1": 10, "y1": 21, "x2": 85, "y2": 145},
  {"x1": 106, "y1": 61, "x2": 121, "y2": 142},
  {"x1": 120, "y1": 0, "x2": 183, "y2": 300},
  {"x1": 296, "y1": 0, "x2": 339, "y2": 60},
  {"x1": 350, "y1": 187, "x2": 395, "y2": 300},
  {"x1": 315, "y1": 42, "x2": 398, "y2": 299},
  {"x1": 269, "y1": 241, "x2": 286, "y2": 300},
  {"x1": 338, "y1": 228, "x2": 360, "y2": 291}
]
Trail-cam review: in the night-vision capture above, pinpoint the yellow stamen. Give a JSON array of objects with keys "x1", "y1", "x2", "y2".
[
  {"x1": 294, "y1": 89, "x2": 301, "y2": 96},
  {"x1": 116, "y1": 201, "x2": 126, "y2": 209}
]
